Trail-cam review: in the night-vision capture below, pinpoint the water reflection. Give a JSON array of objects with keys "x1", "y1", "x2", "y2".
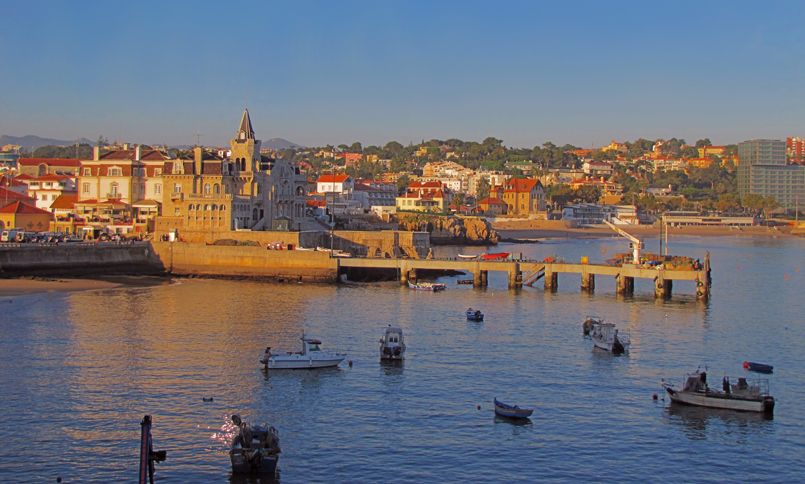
[
  {"x1": 665, "y1": 404, "x2": 774, "y2": 442},
  {"x1": 493, "y1": 415, "x2": 533, "y2": 427}
]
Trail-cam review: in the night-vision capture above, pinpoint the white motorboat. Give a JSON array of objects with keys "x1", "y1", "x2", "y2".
[
  {"x1": 457, "y1": 254, "x2": 478, "y2": 260},
  {"x1": 379, "y1": 325, "x2": 406, "y2": 360},
  {"x1": 589, "y1": 321, "x2": 630, "y2": 355},
  {"x1": 260, "y1": 335, "x2": 346, "y2": 369},
  {"x1": 408, "y1": 281, "x2": 446, "y2": 291},
  {"x1": 663, "y1": 370, "x2": 775, "y2": 415}
]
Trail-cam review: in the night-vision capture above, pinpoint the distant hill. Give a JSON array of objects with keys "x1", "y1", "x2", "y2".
[
  {"x1": 1, "y1": 134, "x2": 93, "y2": 150},
  {"x1": 264, "y1": 138, "x2": 301, "y2": 150}
]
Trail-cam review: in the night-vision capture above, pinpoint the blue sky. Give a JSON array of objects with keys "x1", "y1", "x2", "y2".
[{"x1": 1, "y1": 0, "x2": 803, "y2": 148}]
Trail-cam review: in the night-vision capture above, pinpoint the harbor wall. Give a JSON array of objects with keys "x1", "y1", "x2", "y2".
[
  {"x1": 0, "y1": 242, "x2": 164, "y2": 276},
  {"x1": 150, "y1": 242, "x2": 338, "y2": 282}
]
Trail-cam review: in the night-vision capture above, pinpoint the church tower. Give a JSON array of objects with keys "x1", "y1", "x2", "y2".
[{"x1": 230, "y1": 108, "x2": 262, "y2": 174}]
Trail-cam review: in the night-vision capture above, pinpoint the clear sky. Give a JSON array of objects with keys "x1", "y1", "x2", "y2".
[{"x1": 1, "y1": 0, "x2": 804, "y2": 148}]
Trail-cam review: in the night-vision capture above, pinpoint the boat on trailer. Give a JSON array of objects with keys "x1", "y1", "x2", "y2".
[
  {"x1": 663, "y1": 370, "x2": 775, "y2": 415},
  {"x1": 260, "y1": 334, "x2": 346, "y2": 369},
  {"x1": 408, "y1": 281, "x2": 446, "y2": 292},
  {"x1": 493, "y1": 398, "x2": 533, "y2": 419},
  {"x1": 466, "y1": 308, "x2": 484, "y2": 321},
  {"x1": 480, "y1": 252, "x2": 510, "y2": 261}
]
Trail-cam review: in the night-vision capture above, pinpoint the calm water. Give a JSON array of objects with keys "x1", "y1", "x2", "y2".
[{"x1": 1, "y1": 235, "x2": 803, "y2": 483}]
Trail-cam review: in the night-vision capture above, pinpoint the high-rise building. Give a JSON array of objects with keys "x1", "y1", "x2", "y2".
[
  {"x1": 738, "y1": 139, "x2": 804, "y2": 210},
  {"x1": 787, "y1": 137, "x2": 805, "y2": 164}
]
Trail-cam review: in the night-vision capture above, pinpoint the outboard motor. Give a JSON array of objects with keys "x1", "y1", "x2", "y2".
[{"x1": 612, "y1": 336, "x2": 625, "y2": 355}]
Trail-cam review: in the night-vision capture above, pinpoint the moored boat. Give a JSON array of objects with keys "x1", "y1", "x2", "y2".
[
  {"x1": 493, "y1": 398, "x2": 533, "y2": 419},
  {"x1": 663, "y1": 370, "x2": 775, "y2": 415},
  {"x1": 743, "y1": 361, "x2": 773, "y2": 374},
  {"x1": 589, "y1": 321, "x2": 630, "y2": 355},
  {"x1": 229, "y1": 414, "x2": 281, "y2": 476},
  {"x1": 466, "y1": 308, "x2": 484, "y2": 321},
  {"x1": 480, "y1": 252, "x2": 510, "y2": 261},
  {"x1": 582, "y1": 316, "x2": 603, "y2": 336},
  {"x1": 408, "y1": 281, "x2": 446, "y2": 291},
  {"x1": 379, "y1": 325, "x2": 406, "y2": 360},
  {"x1": 457, "y1": 254, "x2": 478, "y2": 260},
  {"x1": 259, "y1": 334, "x2": 346, "y2": 369}
]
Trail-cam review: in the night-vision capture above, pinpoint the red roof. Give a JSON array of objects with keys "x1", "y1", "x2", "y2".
[
  {"x1": 409, "y1": 181, "x2": 443, "y2": 189},
  {"x1": 18, "y1": 158, "x2": 81, "y2": 167},
  {"x1": 0, "y1": 186, "x2": 35, "y2": 203},
  {"x1": 0, "y1": 201, "x2": 52, "y2": 215},
  {"x1": 31, "y1": 173, "x2": 73, "y2": 182},
  {"x1": 317, "y1": 174, "x2": 351, "y2": 183},
  {"x1": 0, "y1": 175, "x2": 28, "y2": 187},
  {"x1": 50, "y1": 193, "x2": 78, "y2": 210},
  {"x1": 99, "y1": 149, "x2": 168, "y2": 161},
  {"x1": 306, "y1": 200, "x2": 327, "y2": 207},
  {"x1": 505, "y1": 178, "x2": 539, "y2": 193},
  {"x1": 478, "y1": 197, "x2": 506, "y2": 206}
]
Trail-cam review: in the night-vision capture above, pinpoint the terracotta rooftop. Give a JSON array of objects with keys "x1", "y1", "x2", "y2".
[
  {"x1": 317, "y1": 174, "x2": 351, "y2": 183},
  {"x1": 50, "y1": 193, "x2": 78, "y2": 210},
  {"x1": 18, "y1": 158, "x2": 81, "y2": 167},
  {"x1": 0, "y1": 201, "x2": 52, "y2": 215}
]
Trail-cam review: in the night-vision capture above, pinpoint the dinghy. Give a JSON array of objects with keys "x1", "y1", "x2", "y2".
[{"x1": 493, "y1": 398, "x2": 533, "y2": 419}]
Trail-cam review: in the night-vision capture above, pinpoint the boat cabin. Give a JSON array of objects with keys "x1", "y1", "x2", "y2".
[{"x1": 302, "y1": 338, "x2": 322, "y2": 354}]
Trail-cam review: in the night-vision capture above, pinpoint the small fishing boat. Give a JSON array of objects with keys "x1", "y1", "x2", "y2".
[
  {"x1": 480, "y1": 252, "x2": 510, "y2": 261},
  {"x1": 457, "y1": 254, "x2": 478, "y2": 260},
  {"x1": 582, "y1": 316, "x2": 603, "y2": 336},
  {"x1": 493, "y1": 398, "x2": 533, "y2": 419},
  {"x1": 229, "y1": 415, "x2": 281, "y2": 476},
  {"x1": 379, "y1": 325, "x2": 406, "y2": 360},
  {"x1": 743, "y1": 361, "x2": 773, "y2": 374},
  {"x1": 466, "y1": 308, "x2": 484, "y2": 321},
  {"x1": 457, "y1": 279, "x2": 474, "y2": 285},
  {"x1": 259, "y1": 334, "x2": 346, "y2": 369},
  {"x1": 408, "y1": 281, "x2": 446, "y2": 292},
  {"x1": 589, "y1": 321, "x2": 630, "y2": 355},
  {"x1": 663, "y1": 370, "x2": 775, "y2": 415}
]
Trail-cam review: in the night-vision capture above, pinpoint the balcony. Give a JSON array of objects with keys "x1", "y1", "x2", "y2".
[{"x1": 170, "y1": 192, "x2": 184, "y2": 201}]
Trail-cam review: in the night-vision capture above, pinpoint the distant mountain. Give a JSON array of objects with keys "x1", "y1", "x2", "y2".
[
  {"x1": 1, "y1": 134, "x2": 93, "y2": 150},
  {"x1": 264, "y1": 138, "x2": 301, "y2": 150}
]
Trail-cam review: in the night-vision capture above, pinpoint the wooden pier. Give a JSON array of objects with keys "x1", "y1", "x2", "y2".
[{"x1": 338, "y1": 253, "x2": 711, "y2": 300}]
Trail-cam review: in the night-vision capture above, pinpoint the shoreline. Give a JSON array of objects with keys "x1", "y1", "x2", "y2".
[
  {"x1": 493, "y1": 222, "x2": 796, "y2": 240},
  {"x1": 0, "y1": 275, "x2": 168, "y2": 297}
]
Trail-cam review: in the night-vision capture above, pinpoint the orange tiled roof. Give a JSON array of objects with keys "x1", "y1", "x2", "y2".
[
  {"x1": 50, "y1": 193, "x2": 78, "y2": 210},
  {"x1": 504, "y1": 178, "x2": 539, "y2": 193},
  {"x1": 0, "y1": 201, "x2": 52, "y2": 215},
  {"x1": 317, "y1": 174, "x2": 351, "y2": 183},
  {"x1": 18, "y1": 158, "x2": 81, "y2": 167}
]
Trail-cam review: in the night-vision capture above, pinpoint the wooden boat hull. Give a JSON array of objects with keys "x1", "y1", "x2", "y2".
[
  {"x1": 493, "y1": 399, "x2": 533, "y2": 419},
  {"x1": 665, "y1": 387, "x2": 775, "y2": 414},
  {"x1": 457, "y1": 254, "x2": 478, "y2": 260}
]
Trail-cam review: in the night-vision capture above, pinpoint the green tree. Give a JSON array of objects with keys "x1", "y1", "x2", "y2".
[
  {"x1": 349, "y1": 142, "x2": 363, "y2": 152},
  {"x1": 396, "y1": 174, "x2": 410, "y2": 195},
  {"x1": 477, "y1": 177, "x2": 491, "y2": 200},
  {"x1": 695, "y1": 138, "x2": 712, "y2": 148}
]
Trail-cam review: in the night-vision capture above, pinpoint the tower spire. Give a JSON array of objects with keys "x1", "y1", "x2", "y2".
[{"x1": 237, "y1": 108, "x2": 255, "y2": 140}]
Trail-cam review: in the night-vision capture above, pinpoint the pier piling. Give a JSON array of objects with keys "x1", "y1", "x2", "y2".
[
  {"x1": 581, "y1": 272, "x2": 595, "y2": 293},
  {"x1": 544, "y1": 271, "x2": 558, "y2": 292}
]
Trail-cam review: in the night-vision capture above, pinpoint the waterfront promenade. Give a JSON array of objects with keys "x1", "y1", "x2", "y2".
[{"x1": 0, "y1": 241, "x2": 711, "y2": 299}]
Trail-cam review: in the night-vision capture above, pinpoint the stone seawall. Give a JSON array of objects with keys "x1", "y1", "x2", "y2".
[
  {"x1": 0, "y1": 242, "x2": 164, "y2": 276},
  {"x1": 151, "y1": 242, "x2": 338, "y2": 282}
]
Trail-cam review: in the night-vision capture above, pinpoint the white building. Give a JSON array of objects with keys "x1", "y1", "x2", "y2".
[
  {"x1": 22, "y1": 174, "x2": 77, "y2": 212},
  {"x1": 316, "y1": 174, "x2": 354, "y2": 195}
]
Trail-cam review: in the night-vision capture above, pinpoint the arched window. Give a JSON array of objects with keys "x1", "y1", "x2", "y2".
[
  {"x1": 214, "y1": 184, "x2": 220, "y2": 195},
  {"x1": 219, "y1": 204, "x2": 226, "y2": 211},
  {"x1": 204, "y1": 183, "x2": 211, "y2": 195},
  {"x1": 204, "y1": 204, "x2": 210, "y2": 211},
  {"x1": 110, "y1": 182, "x2": 119, "y2": 196},
  {"x1": 252, "y1": 208, "x2": 259, "y2": 221},
  {"x1": 38, "y1": 164, "x2": 47, "y2": 176}
]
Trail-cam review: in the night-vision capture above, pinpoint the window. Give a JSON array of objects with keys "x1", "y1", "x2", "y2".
[
  {"x1": 108, "y1": 167, "x2": 122, "y2": 176},
  {"x1": 82, "y1": 183, "x2": 90, "y2": 194},
  {"x1": 204, "y1": 183, "x2": 211, "y2": 195},
  {"x1": 110, "y1": 182, "x2": 119, "y2": 196},
  {"x1": 155, "y1": 183, "x2": 162, "y2": 194},
  {"x1": 174, "y1": 184, "x2": 181, "y2": 193},
  {"x1": 83, "y1": 168, "x2": 91, "y2": 176},
  {"x1": 154, "y1": 168, "x2": 162, "y2": 176}
]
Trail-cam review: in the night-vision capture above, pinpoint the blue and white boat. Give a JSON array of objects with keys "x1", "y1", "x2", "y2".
[{"x1": 466, "y1": 308, "x2": 484, "y2": 321}]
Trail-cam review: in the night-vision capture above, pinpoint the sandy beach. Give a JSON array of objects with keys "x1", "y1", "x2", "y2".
[
  {"x1": 493, "y1": 219, "x2": 796, "y2": 240},
  {"x1": 0, "y1": 276, "x2": 168, "y2": 297}
]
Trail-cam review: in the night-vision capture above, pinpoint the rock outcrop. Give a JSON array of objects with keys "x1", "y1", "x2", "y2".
[{"x1": 395, "y1": 214, "x2": 499, "y2": 245}]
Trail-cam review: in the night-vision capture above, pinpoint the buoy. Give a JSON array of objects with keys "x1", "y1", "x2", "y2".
[
  {"x1": 743, "y1": 361, "x2": 750, "y2": 369},
  {"x1": 652, "y1": 393, "x2": 658, "y2": 400},
  {"x1": 476, "y1": 404, "x2": 481, "y2": 410},
  {"x1": 348, "y1": 360, "x2": 353, "y2": 367}
]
